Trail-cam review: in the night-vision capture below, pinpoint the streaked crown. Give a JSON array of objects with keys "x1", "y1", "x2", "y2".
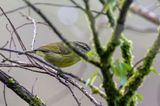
[{"x1": 72, "y1": 41, "x2": 90, "y2": 53}]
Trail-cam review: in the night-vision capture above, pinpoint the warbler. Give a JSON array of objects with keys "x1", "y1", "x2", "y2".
[{"x1": 29, "y1": 41, "x2": 90, "y2": 68}]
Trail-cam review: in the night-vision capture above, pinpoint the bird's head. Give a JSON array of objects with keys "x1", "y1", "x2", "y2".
[{"x1": 71, "y1": 41, "x2": 91, "y2": 54}]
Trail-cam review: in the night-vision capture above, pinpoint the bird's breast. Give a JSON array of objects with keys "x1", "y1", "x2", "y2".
[{"x1": 44, "y1": 52, "x2": 81, "y2": 67}]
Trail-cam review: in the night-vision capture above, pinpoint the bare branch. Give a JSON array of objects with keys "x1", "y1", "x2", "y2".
[
  {"x1": 0, "y1": 47, "x2": 101, "y2": 106},
  {"x1": 0, "y1": 7, "x2": 26, "y2": 51},
  {"x1": 19, "y1": 12, "x2": 37, "y2": 50},
  {"x1": 58, "y1": 77, "x2": 81, "y2": 106},
  {"x1": 125, "y1": 25, "x2": 157, "y2": 33},
  {"x1": 0, "y1": 2, "x2": 105, "y2": 17},
  {"x1": 130, "y1": 2, "x2": 160, "y2": 25},
  {"x1": 3, "y1": 85, "x2": 8, "y2": 106},
  {"x1": 0, "y1": 6, "x2": 36, "y2": 65}
]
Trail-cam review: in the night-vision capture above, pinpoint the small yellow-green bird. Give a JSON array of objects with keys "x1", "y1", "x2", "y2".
[{"x1": 29, "y1": 41, "x2": 90, "y2": 68}]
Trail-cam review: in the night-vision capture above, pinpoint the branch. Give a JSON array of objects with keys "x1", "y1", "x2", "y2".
[
  {"x1": 1, "y1": 2, "x2": 159, "y2": 26},
  {"x1": 19, "y1": 12, "x2": 37, "y2": 50},
  {"x1": 125, "y1": 24, "x2": 157, "y2": 33},
  {"x1": 63, "y1": 72, "x2": 106, "y2": 99},
  {"x1": 3, "y1": 84, "x2": 8, "y2": 106},
  {"x1": 0, "y1": 7, "x2": 26, "y2": 51},
  {"x1": 120, "y1": 36, "x2": 133, "y2": 77},
  {"x1": 99, "y1": 0, "x2": 133, "y2": 105},
  {"x1": 120, "y1": 36, "x2": 133, "y2": 66},
  {"x1": 104, "y1": 0, "x2": 133, "y2": 59},
  {"x1": 99, "y1": 0, "x2": 115, "y2": 27},
  {"x1": 0, "y1": 6, "x2": 35, "y2": 64},
  {"x1": 130, "y1": 2, "x2": 160, "y2": 25},
  {"x1": 83, "y1": 0, "x2": 103, "y2": 56},
  {"x1": 70, "y1": 0, "x2": 85, "y2": 11},
  {"x1": 0, "y1": 62, "x2": 107, "y2": 100},
  {"x1": 120, "y1": 27, "x2": 160, "y2": 105},
  {"x1": 0, "y1": 2, "x2": 105, "y2": 17},
  {"x1": 0, "y1": 47, "x2": 101, "y2": 106},
  {"x1": 58, "y1": 77, "x2": 81, "y2": 106},
  {"x1": 0, "y1": 3, "x2": 77, "y2": 16},
  {"x1": 0, "y1": 70, "x2": 46, "y2": 106}
]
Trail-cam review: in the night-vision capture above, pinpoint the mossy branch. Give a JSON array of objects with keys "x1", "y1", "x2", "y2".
[
  {"x1": 120, "y1": 36, "x2": 133, "y2": 66},
  {"x1": 120, "y1": 36, "x2": 133, "y2": 76},
  {"x1": 0, "y1": 70, "x2": 46, "y2": 106},
  {"x1": 120, "y1": 27, "x2": 160, "y2": 105},
  {"x1": 83, "y1": 0, "x2": 104, "y2": 56},
  {"x1": 104, "y1": 0, "x2": 133, "y2": 58},
  {"x1": 99, "y1": 0, "x2": 115, "y2": 27},
  {"x1": 98, "y1": 0, "x2": 133, "y2": 105}
]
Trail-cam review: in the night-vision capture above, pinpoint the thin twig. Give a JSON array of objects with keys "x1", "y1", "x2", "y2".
[
  {"x1": 1, "y1": 41, "x2": 9, "y2": 48},
  {"x1": 11, "y1": 22, "x2": 48, "y2": 37},
  {"x1": 31, "y1": 78, "x2": 38, "y2": 94},
  {"x1": 0, "y1": 63, "x2": 47, "y2": 74},
  {"x1": 125, "y1": 25, "x2": 157, "y2": 33},
  {"x1": 19, "y1": 12, "x2": 37, "y2": 50},
  {"x1": 1, "y1": 2, "x2": 159, "y2": 26},
  {"x1": 0, "y1": 57, "x2": 106, "y2": 100},
  {"x1": 6, "y1": 24, "x2": 17, "y2": 57},
  {"x1": 0, "y1": 7, "x2": 26, "y2": 51},
  {"x1": 0, "y1": 60, "x2": 89, "y2": 105},
  {"x1": 0, "y1": 3, "x2": 77, "y2": 16},
  {"x1": 70, "y1": 0, "x2": 85, "y2": 11},
  {"x1": 3, "y1": 84, "x2": 8, "y2": 106},
  {"x1": 0, "y1": 6, "x2": 35, "y2": 65},
  {"x1": 0, "y1": 47, "x2": 101, "y2": 106},
  {"x1": 0, "y1": 2, "x2": 105, "y2": 16},
  {"x1": 58, "y1": 78, "x2": 81, "y2": 106},
  {"x1": 63, "y1": 71, "x2": 106, "y2": 99}
]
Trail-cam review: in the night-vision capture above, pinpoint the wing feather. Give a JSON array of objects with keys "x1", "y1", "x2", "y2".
[{"x1": 35, "y1": 42, "x2": 71, "y2": 55}]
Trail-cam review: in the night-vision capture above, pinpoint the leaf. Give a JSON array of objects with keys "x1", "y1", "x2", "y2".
[
  {"x1": 86, "y1": 70, "x2": 99, "y2": 86},
  {"x1": 150, "y1": 67, "x2": 159, "y2": 75},
  {"x1": 135, "y1": 92, "x2": 143, "y2": 101},
  {"x1": 86, "y1": 50, "x2": 100, "y2": 62},
  {"x1": 103, "y1": 0, "x2": 117, "y2": 12},
  {"x1": 111, "y1": 59, "x2": 131, "y2": 85}
]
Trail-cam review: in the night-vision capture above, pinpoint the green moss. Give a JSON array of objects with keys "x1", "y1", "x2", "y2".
[
  {"x1": 8, "y1": 78, "x2": 16, "y2": 84},
  {"x1": 30, "y1": 96, "x2": 44, "y2": 106},
  {"x1": 120, "y1": 36, "x2": 133, "y2": 66}
]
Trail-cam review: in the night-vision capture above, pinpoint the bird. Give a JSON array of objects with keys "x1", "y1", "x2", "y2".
[{"x1": 28, "y1": 41, "x2": 90, "y2": 68}]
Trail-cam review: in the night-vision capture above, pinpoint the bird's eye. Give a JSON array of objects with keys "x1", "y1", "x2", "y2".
[
  {"x1": 36, "y1": 49, "x2": 49, "y2": 53},
  {"x1": 74, "y1": 42, "x2": 90, "y2": 52}
]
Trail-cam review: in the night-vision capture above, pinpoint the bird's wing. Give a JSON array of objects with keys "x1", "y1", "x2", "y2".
[{"x1": 35, "y1": 42, "x2": 71, "y2": 55}]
